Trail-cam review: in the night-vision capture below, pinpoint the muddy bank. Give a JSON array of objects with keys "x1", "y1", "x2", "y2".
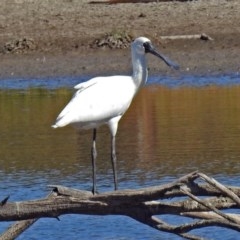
[{"x1": 0, "y1": 0, "x2": 239, "y2": 79}]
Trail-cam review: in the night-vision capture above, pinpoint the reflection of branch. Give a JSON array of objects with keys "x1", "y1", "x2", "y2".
[{"x1": 1, "y1": 172, "x2": 240, "y2": 240}]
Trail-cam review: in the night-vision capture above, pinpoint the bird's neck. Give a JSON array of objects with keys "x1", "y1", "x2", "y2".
[{"x1": 131, "y1": 53, "x2": 148, "y2": 89}]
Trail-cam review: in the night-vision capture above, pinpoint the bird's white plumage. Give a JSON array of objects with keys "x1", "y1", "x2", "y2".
[
  {"x1": 52, "y1": 36, "x2": 178, "y2": 193},
  {"x1": 52, "y1": 76, "x2": 136, "y2": 130},
  {"x1": 52, "y1": 37, "x2": 152, "y2": 133}
]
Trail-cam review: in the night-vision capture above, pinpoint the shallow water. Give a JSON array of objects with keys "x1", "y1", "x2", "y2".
[{"x1": 0, "y1": 74, "x2": 240, "y2": 239}]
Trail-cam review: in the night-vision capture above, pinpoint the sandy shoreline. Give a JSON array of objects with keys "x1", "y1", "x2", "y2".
[{"x1": 0, "y1": 0, "x2": 239, "y2": 79}]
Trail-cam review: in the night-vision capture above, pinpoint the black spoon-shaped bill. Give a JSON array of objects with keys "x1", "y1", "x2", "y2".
[{"x1": 143, "y1": 42, "x2": 179, "y2": 70}]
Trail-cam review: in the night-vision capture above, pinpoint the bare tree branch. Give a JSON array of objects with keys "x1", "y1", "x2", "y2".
[
  {"x1": 198, "y1": 173, "x2": 240, "y2": 206},
  {"x1": 1, "y1": 172, "x2": 240, "y2": 240},
  {"x1": 182, "y1": 211, "x2": 240, "y2": 222},
  {"x1": 160, "y1": 33, "x2": 214, "y2": 41},
  {"x1": 180, "y1": 186, "x2": 240, "y2": 225}
]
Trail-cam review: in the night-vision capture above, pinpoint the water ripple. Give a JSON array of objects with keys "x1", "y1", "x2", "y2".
[
  {"x1": 0, "y1": 73, "x2": 239, "y2": 90},
  {"x1": 151, "y1": 72, "x2": 240, "y2": 88}
]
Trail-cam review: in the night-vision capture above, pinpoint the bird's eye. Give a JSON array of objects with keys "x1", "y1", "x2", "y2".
[{"x1": 143, "y1": 42, "x2": 151, "y2": 53}]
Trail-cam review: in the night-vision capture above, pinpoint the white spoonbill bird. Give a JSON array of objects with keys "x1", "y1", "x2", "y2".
[{"x1": 52, "y1": 37, "x2": 179, "y2": 194}]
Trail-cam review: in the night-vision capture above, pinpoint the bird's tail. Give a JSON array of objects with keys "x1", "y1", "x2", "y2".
[{"x1": 51, "y1": 115, "x2": 70, "y2": 129}]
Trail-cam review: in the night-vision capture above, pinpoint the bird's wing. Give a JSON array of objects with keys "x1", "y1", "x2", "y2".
[
  {"x1": 54, "y1": 78, "x2": 99, "y2": 119},
  {"x1": 53, "y1": 77, "x2": 106, "y2": 126},
  {"x1": 53, "y1": 76, "x2": 135, "y2": 128},
  {"x1": 74, "y1": 78, "x2": 98, "y2": 91}
]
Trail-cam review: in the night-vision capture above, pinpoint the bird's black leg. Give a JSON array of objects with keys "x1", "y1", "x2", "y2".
[
  {"x1": 91, "y1": 128, "x2": 97, "y2": 194},
  {"x1": 111, "y1": 135, "x2": 118, "y2": 191}
]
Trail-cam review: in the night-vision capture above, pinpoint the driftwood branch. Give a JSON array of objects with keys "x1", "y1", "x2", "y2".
[
  {"x1": 1, "y1": 171, "x2": 240, "y2": 240},
  {"x1": 161, "y1": 33, "x2": 213, "y2": 41},
  {"x1": 89, "y1": 0, "x2": 195, "y2": 4}
]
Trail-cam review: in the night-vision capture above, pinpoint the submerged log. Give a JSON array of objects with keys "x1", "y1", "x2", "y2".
[{"x1": 1, "y1": 171, "x2": 240, "y2": 240}]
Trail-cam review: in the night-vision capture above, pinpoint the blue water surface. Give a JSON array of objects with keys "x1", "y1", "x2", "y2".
[
  {"x1": 1, "y1": 74, "x2": 240, "y2": 239},
  {"x1": 0, "y1": 73, "x2": 239, "y2": 90}
]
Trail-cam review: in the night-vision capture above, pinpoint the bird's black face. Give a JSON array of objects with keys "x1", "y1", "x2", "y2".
[
  {"x1": 143, "y1": 41, "x2": 154, "y2": 54},
  {"x1": 143, "y1": 41, "x2": 179, "y2": 70}
]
